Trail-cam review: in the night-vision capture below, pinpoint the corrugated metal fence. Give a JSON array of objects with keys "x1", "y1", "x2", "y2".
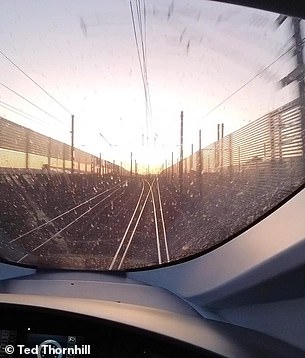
[
  {"x1": 2, "y1": 97, "x2": 304, "y2": 180},
  {"x1": 0, "y1": 117, "x2": 127, "y2": 175},
  {"x1": 166, "y1": 98, "x2": 304, "y2": 186}
]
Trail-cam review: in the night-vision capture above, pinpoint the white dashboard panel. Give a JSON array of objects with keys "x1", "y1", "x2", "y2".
[
  {"x1": 1, "y1": 293, "x2": 304, "y2": 358},
  {"x1": 129, "y1": 188, "x2": 305, "y2": 304}
]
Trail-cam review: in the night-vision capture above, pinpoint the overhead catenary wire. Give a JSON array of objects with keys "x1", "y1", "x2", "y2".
[
  {"x1": 139, "y1": 0, "x2": 150, "y2": 105},
  {"x1": 143, "y1": 0, "x2": 147, "y2": 62},
  {"x1": 138, "y1": 0, "x2": 153, "y2": 124},
  {"x1": 130, "y1": 0, "x2": 153, "y2": 142},
  {"x1": 142, "y1": 0, "x2": 153, "y2": 125},
  {"x1": 0, "y1": 49, "x2": 72, "y2": 115},
  {"x1": 99, "y1": 132, "x2": 117, "y2": 147},
  {"x1": 138, "y1": 0, "x2": 156, "y2": 143},
  {"x1": 0, "y1": 81, "x2": 66, "y2": 126},
  {"x1": 0, "y1": 99, "x2": 54, "y2": 128},
  {"x1": 0, "y1": 102, "x2": 44, "y2": 126},
  {"x1": 201, "y1": 43, "x2": 296, "y2": 121},
  {"x1": 130, "y1": 1, "x2": 149, "y2": 110},
  {"x1": 136, "y1": 0, "x2": 148, "y2": 89}
]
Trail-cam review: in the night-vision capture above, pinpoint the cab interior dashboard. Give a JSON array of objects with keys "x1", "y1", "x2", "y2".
[
  {"x1": 1, "y1": 0, "x2": 305, "y2": 357},
  {"x1": 0, "y1": 302, "x2": 219, "y2": 358},
  {"x1": 0, "y1": 295, "x2": 304, "y2": 358}
]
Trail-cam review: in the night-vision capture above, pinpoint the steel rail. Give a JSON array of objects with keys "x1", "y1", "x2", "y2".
[
  {"x1": 117, "y1": 181, "x2": 152, "y2": 270},
  {"x1": 156, "y1": 177, "x2": 170, "y2": 262},
  {"x1": 145, "y1": 179, "x2": 161, "y2": 264},
  {"x1": 109, "y1": 180, "x2": 146, "y2": 270},
  {"x1": 10, "y1": 182, "x2": 123, "y2": 243},
  {"x1": 17, "y1": 185, "x2": 125, "y2": 263}
]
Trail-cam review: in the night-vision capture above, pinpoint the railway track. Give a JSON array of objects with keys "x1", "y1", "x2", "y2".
[
  {"x1": 153, "y1": 177, "x2": 170, "y2": 263},
  {"x1": 13, "y1": 182, "x2": 127, "y2": 263},
  {"x1": 109, "y1": 177, "x2": 170, "y2": 270},
  {"x1": 9, "y1": 176, "x2": 170, "y2": 269}
]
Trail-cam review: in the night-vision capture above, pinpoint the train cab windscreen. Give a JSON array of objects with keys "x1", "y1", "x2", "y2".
[{"x1": 0, "y1": 0, "x2": 304, "y2": 270}]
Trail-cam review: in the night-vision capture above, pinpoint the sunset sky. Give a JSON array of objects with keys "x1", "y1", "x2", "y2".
[{"x1": 0, "y1": 0, "x2": 301, "y2": 172}]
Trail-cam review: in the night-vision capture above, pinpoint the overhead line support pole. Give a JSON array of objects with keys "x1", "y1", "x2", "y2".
[
  {"x1": 130, "y1": 152, "x2": 133, "y2": 176},
  {"x1": 179, "y1": 111, "x2": 184, "y2": 193},
  {"x1": 171, "y1": 151, "x2": 174, "y2": 181},
  {"x1": 71, "y1": 114, "x2": 74, "y2": 174},
  {"x1": 292, "y1": 18, "x2": 305, "y2": 162},
  {"x1": 198, "y1": 129, "x2": 202, "y2": 197}
]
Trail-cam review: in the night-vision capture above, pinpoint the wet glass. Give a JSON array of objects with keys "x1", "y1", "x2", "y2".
[{"x1": 0, "y1": 0, "x2": 304, "y2": 270}]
